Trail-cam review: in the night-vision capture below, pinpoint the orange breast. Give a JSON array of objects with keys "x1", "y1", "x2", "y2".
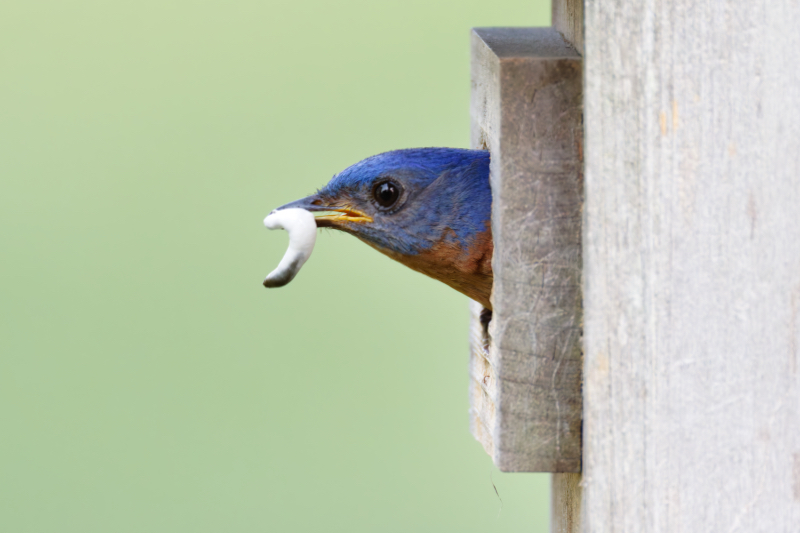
[{"x1": 361, "y1": 227, "x2": 494, "y2": 310}]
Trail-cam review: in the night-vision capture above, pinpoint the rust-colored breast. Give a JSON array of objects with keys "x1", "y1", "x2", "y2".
[{"x1": 363, "y1": 227, "x2": 494, "y2": 309}]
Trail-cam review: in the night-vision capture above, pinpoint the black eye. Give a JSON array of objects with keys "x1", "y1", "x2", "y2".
[{"x1": 373, "y1": 181, "x2": 400, "y2": 208}]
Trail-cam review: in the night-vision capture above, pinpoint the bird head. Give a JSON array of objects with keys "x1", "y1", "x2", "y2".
[{"x1": 274, "y1": 148, "x2": 494, "y2": 308}]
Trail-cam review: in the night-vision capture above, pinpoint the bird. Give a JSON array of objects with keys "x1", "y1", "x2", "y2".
[{"x1": 271, "y1": 147, "x2": 494, "y2": 309}]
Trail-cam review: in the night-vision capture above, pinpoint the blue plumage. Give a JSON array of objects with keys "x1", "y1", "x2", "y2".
[{"x1": 275, "y1": 148, "x2": 494, "y2": 308}]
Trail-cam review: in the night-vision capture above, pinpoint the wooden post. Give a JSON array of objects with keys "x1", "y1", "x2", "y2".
[
  {"x1": 469, "y1": 27, "x2": 583, "y2": 473},
  {"x1": 550, "y1": 3, "x2": 585, "y2": 530},
  {"x1": 551, "y1": 0, "x2": 583, "y2": 55},
  {"x1": 472, "y1": 1, "x2": 800, "y2": 530},
  {"x1": 575, "y1": 0, "x2": 799, "y2": 530}
]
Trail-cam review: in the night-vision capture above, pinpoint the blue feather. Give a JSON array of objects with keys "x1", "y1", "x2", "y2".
[{"x1": 319, "y1": 148, "x2": 491, "y2": 255}]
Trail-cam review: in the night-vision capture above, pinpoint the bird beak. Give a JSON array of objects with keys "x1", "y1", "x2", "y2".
[{"x1": 273, "y1": 194, "x2": 373, "y2": 227}]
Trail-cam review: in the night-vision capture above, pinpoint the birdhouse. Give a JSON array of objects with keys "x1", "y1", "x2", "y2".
[{"x1": 468, "y1": 26, "x2": 583, "y2": 474}]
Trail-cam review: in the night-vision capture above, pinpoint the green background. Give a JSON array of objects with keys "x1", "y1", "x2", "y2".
[{"x1": 0, "y1": 1, "x2": 551, "y2": 531}]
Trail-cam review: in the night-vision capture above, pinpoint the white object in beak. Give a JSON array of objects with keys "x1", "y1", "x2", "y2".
[{"x1": 262, "y1": 208, "x2": 317, "y2": 288}]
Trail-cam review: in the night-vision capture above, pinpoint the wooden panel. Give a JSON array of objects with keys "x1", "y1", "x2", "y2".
[
  {"x1": 469, "y1": 27, "x2": 583, "y2": 472},
  {"x1": 582, "y1": 0, "x2": 800, "y2": 530},
  {"x1": 552, "y1": 0, "x2": 583, "y2": 55},
  {"x1": 552, "y1": 473, "x2": 582, "y2": 533}
]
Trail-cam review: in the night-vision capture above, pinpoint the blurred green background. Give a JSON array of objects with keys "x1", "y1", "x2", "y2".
[{"x1": 0, "y1": 1, "x2": 551, "y2": 531}]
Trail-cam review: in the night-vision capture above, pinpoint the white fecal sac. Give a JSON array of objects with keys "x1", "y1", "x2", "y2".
[{"x1": 262, "y1": 208, "x2": 317, "y2": 288}]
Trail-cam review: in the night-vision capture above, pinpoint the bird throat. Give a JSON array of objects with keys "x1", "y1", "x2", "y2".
[{"x1": 360, "y1": 227, "x2": 494, "y2": 310}]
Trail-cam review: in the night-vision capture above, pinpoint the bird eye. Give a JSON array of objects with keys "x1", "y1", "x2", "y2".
[{"x1": 373, "y1": 181, "x2": 400, "y2": 208}]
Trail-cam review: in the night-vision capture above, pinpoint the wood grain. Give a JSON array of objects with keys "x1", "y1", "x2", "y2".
[
  {"x1": 552, "y1": 0, "x2": 583, "y2": 55},
  {"x1": 552, "y1": 473, "x2": 583, "y2": 533},
  {"x1": 469, "y1": 27, "x2": 583, "y2": 472},
  {"x1": 582, "y1": 0, "x2": 800, "y2": 530}
]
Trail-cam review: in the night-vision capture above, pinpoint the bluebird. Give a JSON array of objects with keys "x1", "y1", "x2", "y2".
[{"x1": 271, "y1": 148, "x2": 494, "y2": 309}]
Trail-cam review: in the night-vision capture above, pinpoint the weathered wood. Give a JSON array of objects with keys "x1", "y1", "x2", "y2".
[
  {"x1": 580, "y1": 0, "x2": 800, "y2": 530},
  {"x1": 552, "y1": 473, "x2": 582, "y2": 533},
  {"x1": 552, "y1": 0, "x2": 583, "y2": 55},
  {"x1": 550, "y1": 0, "x2": 585, "y2": 525},
  {"x1": 469, "y1": 27, "x2": 583, "y2": 472}
]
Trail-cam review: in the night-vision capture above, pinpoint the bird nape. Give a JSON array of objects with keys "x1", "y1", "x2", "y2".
[{"x1": 271, "y1": 147, "x2": 493, "y2": 310}]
